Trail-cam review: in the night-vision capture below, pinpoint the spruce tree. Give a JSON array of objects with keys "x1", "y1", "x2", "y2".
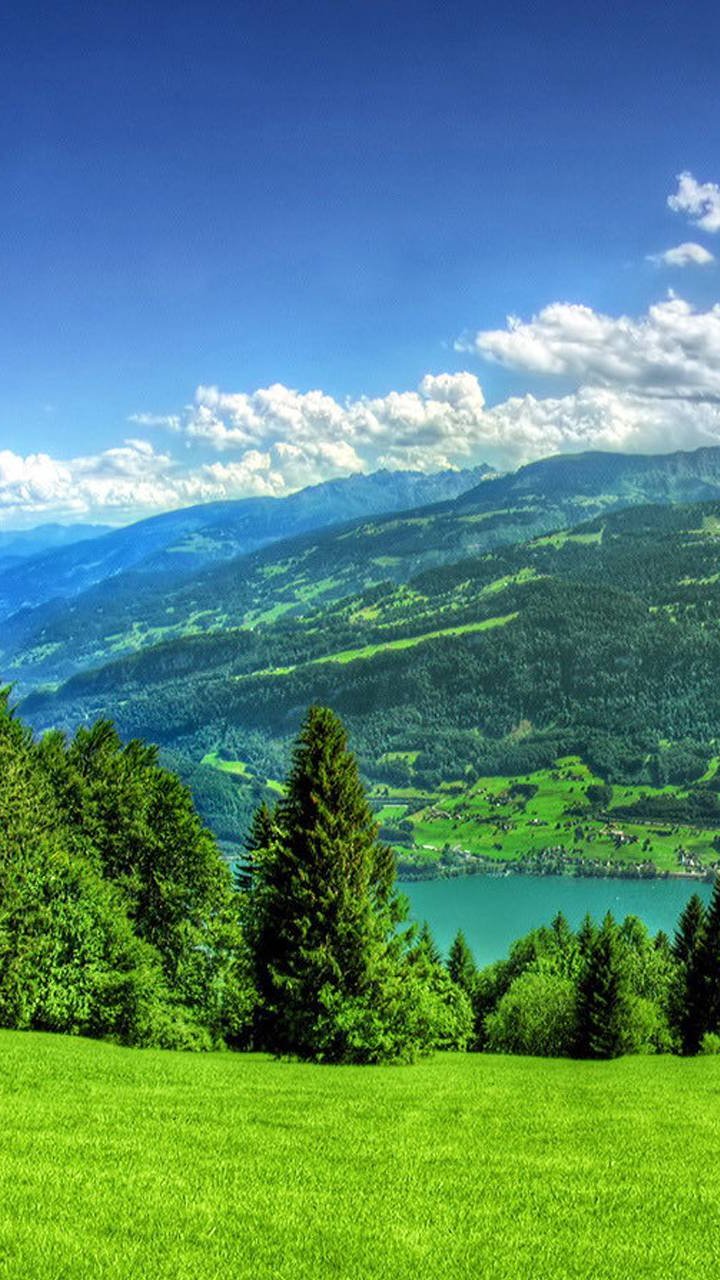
[
  {"x1": 576, "y1": 913, "x2": 597, "y2": 960},
  {"x1": 672, "y1": 893, "x2": 707, "y2": 1055},
  {"x1": 698, "y1": 878, "x2": 720, "y2": 1043},
  {"x1": 418, "y1": 921, "x2": 442, "y2": 966},
  {"x1": 248, "y1": 706, "x2": 413, "y2": 1061},
  {"x1": 237, "y1": 801, "x2": 275, "y2": 891},
  {"x1": 447, "y1": 929, "x2": 477, "y2": 996},
  {"x1": 575, "y1": 914, "x2": 631, "y2": 1059},
  {"x1": 673, "y1": 894, "x2": 706, "y2": 966}
]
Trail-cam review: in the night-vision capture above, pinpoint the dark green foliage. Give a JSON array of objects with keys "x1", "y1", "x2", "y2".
[
  {"x1": 586, "y1": 783, "x2": 612, "y2": 809},
  {"x1": 576, "y1": 913, "x2": 597, "y2": 959},
  {"x1": 447, "y1": 930, "x2": 477, "y2": 996},
  {"x1": 671, "y1": 894, "x2": 707, "y2": 1055},
  {"x1": 673, "y1": 894, "x2": 706, "y2": 966},
  {"x1": 246, "y1": 706, "x2": 469, "y2": 1062},
  {"x1": 0, "y1": 690, "x2": 252, "y2": 1049},
  {"x1": 575, "y1": 915, "x2": 633, "y2": 1059},
  {"x1": 698, "y1": 877, "x2": 720, "y2": 1040}
]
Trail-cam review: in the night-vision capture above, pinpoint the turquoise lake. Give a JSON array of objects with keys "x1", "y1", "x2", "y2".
[{"x1": 403, "y1": 874, "x2": 713, "y2": 966}]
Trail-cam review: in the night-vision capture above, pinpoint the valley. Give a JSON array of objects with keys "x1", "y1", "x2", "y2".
[{"x1": 10, "y1": 447, "x2": 720, "y2": 882}]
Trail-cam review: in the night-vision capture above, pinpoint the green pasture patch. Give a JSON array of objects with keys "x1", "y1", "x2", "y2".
[
  {"x1": 312, "y1": 613, "x2": 518, "y2": 666},
  {"x1": 248, "y1": 600, "x2": 297, "y2": 626},
  {"x1": 534, "y1": 528, "x2": 604, "y2": 549},
  {"x1": 478, "y1": 566, "x2": 538, "y2": 597},
  {"x1": 200, "y1": 752, "x2": 251, "y2": 777},
  {"x1": 375, "y1": 803, "x2": 409, "y2": 823},
  {"x1": 395, "y1": 758, "x2": 720, "y2": 874}
]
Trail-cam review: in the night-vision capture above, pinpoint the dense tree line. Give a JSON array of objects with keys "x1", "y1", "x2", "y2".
[
  {"x1": 442, "y1": 887, "x2": 720, "y2": 1058},
  {"x1": 0, "y1": 688, "x2": 252, "y2": 1049},
  {"x1": 0, "y1": 696, "x2": 469, "y2": 1062},
  {"x1": 7, "y1": 688, "x2": 720, "y2": 1064}
]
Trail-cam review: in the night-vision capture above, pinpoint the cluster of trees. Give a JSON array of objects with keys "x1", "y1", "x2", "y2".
[
  {"x1": 7, "y1": 686, "x2": 720, "y2": 1065},
  {"x1": 0, "y1": 695, "x2": 470, "y2": 1062},
  {"x1": 0, "y1": 688, "x2": 252, "y2": 1050},
  {"x1": 440, "y1": 889, "x2": 720, "y2": 1059}
]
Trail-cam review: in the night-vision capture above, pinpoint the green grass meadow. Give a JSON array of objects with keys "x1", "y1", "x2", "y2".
[
  {"x1": 2, "y1": 1032, "x2": 720, "y2": 1279},
  {"x1": 371, "y1": 756, "x2": 720, "y2": 874}
]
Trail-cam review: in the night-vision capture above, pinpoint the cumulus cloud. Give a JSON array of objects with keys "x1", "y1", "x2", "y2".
[
  {"x1": 11, "y1": 284, "x2": 720, "y2": 527},
  {"x1": 0, "y1": 439, "x2": 299, "y2": 526},
  {"x1": 668, "y1": 172, "x2": 720, "y2": 234},
  {"x1": 127, "y1": 412, "x2": 182, "y2": 430},
  {"x1": 457, "y1": 296, "x2": 720, "y2": 399},
  {"x1": 647, "y1": 242, "x2": 715, "y2": 268}
]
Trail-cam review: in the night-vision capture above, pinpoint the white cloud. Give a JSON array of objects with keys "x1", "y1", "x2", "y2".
[
  {"x1": 458, "y1": 296, "x2": 720, "y2": 399},
  {"x1": 128, "y1": 412, "x2": 182, "y2": 430},
  {"x1": 668, "y1": 172, "x2": 720, "y2": 233},
  {"x1": 11, "y1": 281, "x2": 720, "y2": 528},
  {"x1": 648, "y1": 242, "x2": 715, "y2": 268}
]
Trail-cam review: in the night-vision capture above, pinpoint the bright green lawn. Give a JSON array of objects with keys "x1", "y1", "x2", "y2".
[
  {"x1": 398, "y1": 757, "x2": 719, "y2": 872},
  {"x1": 2, "y1": 1032, "x2": 720, "y2": 1279}
]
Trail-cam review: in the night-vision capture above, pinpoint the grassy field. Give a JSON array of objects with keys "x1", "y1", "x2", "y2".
[
  {"x1": 2, "y1": 1032, "x2": 720, "y2": 1279},
  {"x1": 199, "y1": 746, "x2": 720, "y2": 877},
  {"x1": 371, "y1": 756, "x2": 719, "y2": 875}
]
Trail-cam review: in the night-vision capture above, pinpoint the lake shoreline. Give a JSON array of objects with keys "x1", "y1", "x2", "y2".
[{"x1": 397, "y1": 859, "x2": 717, "y2": 885}]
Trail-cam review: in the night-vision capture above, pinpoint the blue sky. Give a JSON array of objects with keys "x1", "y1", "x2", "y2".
[{"x1": 3, "y1": 0, "x2": 720, "y2": 524}]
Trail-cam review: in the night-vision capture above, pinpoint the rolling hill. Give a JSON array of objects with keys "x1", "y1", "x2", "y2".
[
  {"x1": 0, "y1": 465, "x2": 488, "y2": 625},
  {"x1": 9, "y1": 444, "x2": 720, "y2": 694},
  {"x1": 19, "y1": 496, "x2": 720, "y2": 869}
]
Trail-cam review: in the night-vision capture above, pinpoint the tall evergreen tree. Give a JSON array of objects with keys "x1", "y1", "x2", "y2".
[
  {"x1": 671, "y1": 893, "x2": 707, "y2": 1055},
  {"x1": 697, "y1": 878, "x2": 720, "y2": 1043},
  {"x1": 447, "y1": 929, "x2": 477, "y2": 996},
  {"x1": 575, "y1": 914, "x2": 632, "y2": 1059},
  {"x1": 576, "y1": 913, "x2": 597, "y2": 960},
  {"x1": 247, "y1": 706, "x2": 403, "y2": 1058},
  {"x1": 237, "y1": 801, "x2": 275, "y2": 891},
  {"x1": 246, "y1": 706, "x2": 466, "y2": 1062},
  {"x1": 418, "y1": 921, "x2": 442, "y2": 966},
  {"x1": 673, "y1": 894, "x2": 706, "y2": 966}
]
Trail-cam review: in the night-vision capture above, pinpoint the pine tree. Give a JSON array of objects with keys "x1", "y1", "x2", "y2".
[
  {"x1": 576, "y1": 913, "x2": 597, "y2": 960},
  {"x1": 237, "y1": 801, "x2": 275, "y2": 891},
  {"x1": 447, "y1": 929, "x2": 477, "y2": 996},
  {"x1": 575, "y1": 913, "x2": 632, "y2": 1059},
  {"x1": 698, "y1": 878, "x2": 720, "y2": 1042},
  {"x1": 672, "y1": 893, "x2": 707, "y2": 1054},
  {"x1": 673, "y1": 894, "x2": 706, "y2": 966},
  {"x1": 418, "y1": 921, "x2": 442, "y2": 966},
  {"x1": 247, "y1": 706, "x2": 414, "y2": 1061}
]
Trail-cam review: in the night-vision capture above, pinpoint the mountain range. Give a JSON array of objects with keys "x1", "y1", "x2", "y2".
[
  {"x1": 7, "y1": 444, "x2": 720, "y2": 694},
  {"x1": 0, "y1": 466, "x2": 489, "y2": 625},
  {"x1": 12, "y1": 442, "x2": 720, "y2": 856}
]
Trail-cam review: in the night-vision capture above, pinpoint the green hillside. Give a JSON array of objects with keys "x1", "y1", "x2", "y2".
[
  {"x1": 11, "y1": 443, "x2": 720, "y2": 692},
  {"x1": 0, "y1": 467, "x2": 488, "y2": 627},
  {"x1": 2, "y1": 1030, "x2": 719, "y2": 1280},
  {"x1": 21, "y1": 499, "x2": 720, "y2": 870}
]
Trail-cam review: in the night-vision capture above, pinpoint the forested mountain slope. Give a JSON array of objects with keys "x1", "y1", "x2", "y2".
[
  {"x1": 0, "y1": 465, "x2": 488, "y2": 624},
  {"x1": 21, "y1": 500, "x2": 720, "y2": 856},
  {"x1": 0, "y1": 522, "x2": 111, "y2": 562},
  {"x1": 9, "y1": 444, "x2": 720, "y2": 692}
]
